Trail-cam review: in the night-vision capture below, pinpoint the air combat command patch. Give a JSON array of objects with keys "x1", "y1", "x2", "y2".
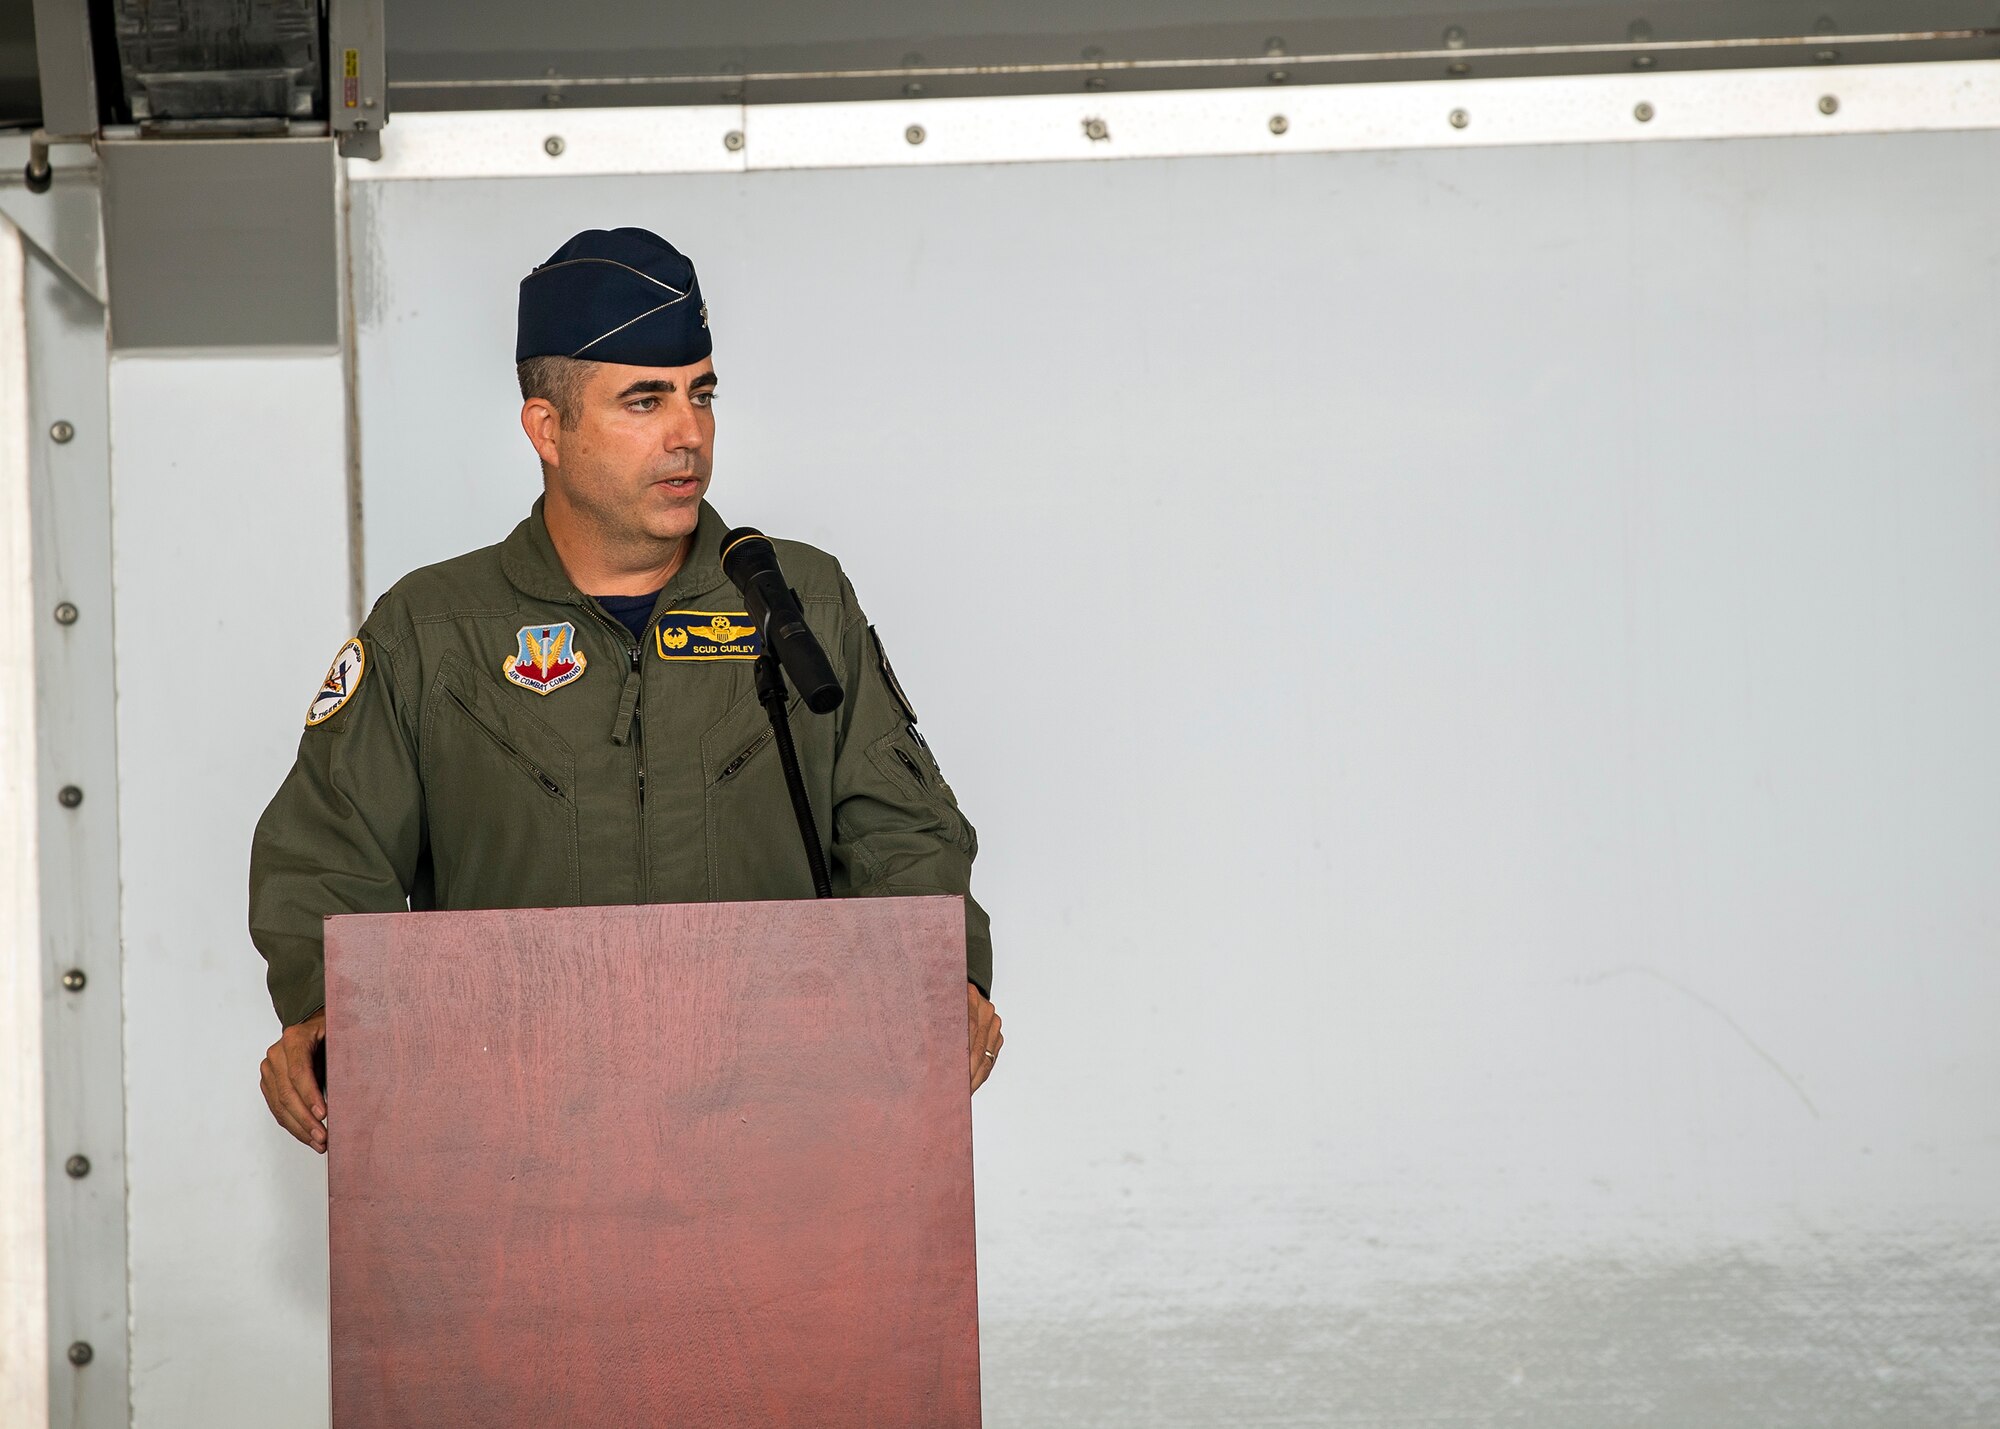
[
  {"x1": 655, "y1": 610, "x2": 762, "y2": 662},
  {"x1": 305, "y1": 637, "x2": 366, "y2": 727},
  {"x1": 503, "y1": 621, "x2": 588, "y2": 694}
]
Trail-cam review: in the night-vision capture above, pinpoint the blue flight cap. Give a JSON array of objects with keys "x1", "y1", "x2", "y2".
[{"x1": 515, "y1": 227, "x2": 712, "y2": 367}]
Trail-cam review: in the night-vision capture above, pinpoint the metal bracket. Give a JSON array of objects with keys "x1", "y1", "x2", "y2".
[
  {"x1": 328, "y1": 0, "x2": 389, "y2": 160},
  {"x1": 0, "y1": 137, "x2": 106, "y2": 305}
]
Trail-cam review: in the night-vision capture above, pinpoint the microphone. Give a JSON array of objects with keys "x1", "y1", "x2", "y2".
[{"x1": 720, "y1": 527, "x2": 844, "y2": 713}]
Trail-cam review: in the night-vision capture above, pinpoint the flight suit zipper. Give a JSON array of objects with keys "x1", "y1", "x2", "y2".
[
  {"x1": 630, "y1": 641, "x2": 650, "y2": 901},
  {"x1": 443, "y1": 687, "x2": 565, "y2": 799},
  {"x1": 715, "y1": 727, "x2": 774, "y2": 784}
]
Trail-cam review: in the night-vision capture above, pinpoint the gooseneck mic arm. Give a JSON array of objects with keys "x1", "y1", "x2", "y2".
[{"x1": 720, "y1": 526, "x2": 842, "y2": 897}]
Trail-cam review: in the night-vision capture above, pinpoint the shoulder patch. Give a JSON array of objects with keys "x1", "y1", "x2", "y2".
[
  {"x1": 305, "y1": 638, "x2": 366, "y2": 727},
  {"x1": 656, "y1": 609, "x2": 762, "y2": 662},
  {"x1": 868, "y1": 625, "x2": 919, "y2": 725}
]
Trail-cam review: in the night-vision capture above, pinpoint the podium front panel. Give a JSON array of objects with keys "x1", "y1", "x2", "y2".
[{"x1": 325, "y1": 896, "x2": 979, "y2": 1427}]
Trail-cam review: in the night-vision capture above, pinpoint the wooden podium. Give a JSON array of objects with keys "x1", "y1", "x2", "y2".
[{"x1": 323, "y1": 896, "x2": 981, "y2": 1427}]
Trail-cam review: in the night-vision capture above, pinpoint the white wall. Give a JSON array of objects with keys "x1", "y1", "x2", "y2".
[
  {"x1": 102, "y1": 126, "x2": 2000, "y2": 1426},
  {"x1": 348, "y1": 130, "x2": 2000, "y2": 1426},
  {"x1": 108, "y1": 356, "x2": 347, "y2": 1424}
]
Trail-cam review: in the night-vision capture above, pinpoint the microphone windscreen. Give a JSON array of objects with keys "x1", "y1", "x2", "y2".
[{"x1": 720, "y1": 526, "x2": 771, "y2": 580}]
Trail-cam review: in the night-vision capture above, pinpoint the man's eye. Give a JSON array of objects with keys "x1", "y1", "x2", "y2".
[
  {"x1": 630, "y1": 398, "x2": 658, "y2": 411},
  {"x1": 695, "y1": 392, "x2": 716, "y2": 407}
]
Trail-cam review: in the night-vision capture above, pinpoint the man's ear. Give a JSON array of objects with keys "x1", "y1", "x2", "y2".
[{"x1": 520, "y1": 399, "x2": 562, "y2": 468}]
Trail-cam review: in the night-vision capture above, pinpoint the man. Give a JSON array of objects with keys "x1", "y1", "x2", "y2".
[{"x1": 250, "y1": 227, "x2": 1000, "y2": 1153}]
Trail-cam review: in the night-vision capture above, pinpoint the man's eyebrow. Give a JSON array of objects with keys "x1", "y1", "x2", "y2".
[{"x1": 612, "y1": 372, "x2": 718, "y2": 400}]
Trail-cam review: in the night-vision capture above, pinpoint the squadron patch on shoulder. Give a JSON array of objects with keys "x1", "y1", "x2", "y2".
[
  {"x1": 655, "y1": 610, "x2": 762, "y2": 662},
  {"x1": 504, "y1": 621, "x2": 588, "y2": 695},
  {"x1": 305, "y1": 638, "x2": 366, "y2": 727},
  {"x1": 868, "y1": 625, "x2": 919, "y2": 725}
]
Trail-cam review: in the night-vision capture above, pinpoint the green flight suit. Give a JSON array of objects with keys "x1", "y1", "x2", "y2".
[{"x1": 249, "y1": 495, "x2": 991, "y2": 1027}]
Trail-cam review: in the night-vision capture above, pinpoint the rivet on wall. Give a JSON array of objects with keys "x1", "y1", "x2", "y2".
[
  {"x1": 1819, "y1": 94, "x2": 1841, "y2": 115},
  {"x1": 543, "y1": 135, "x2": 565, "y2": 157},
  {"x1": 54, "y1": 601, "x2": 79, "y2": 625},
  {"x1": 66, "y1": 1154, "x2": 91, "y2": 1179},
  {"x1": 723, "y1": 130, "x2": 745, "y2": 152},
  {"x1": 58, "y1": 785, "x2": 83, "y2": 808},
  {"x1": 905, "y1": 124, "x2": 926, "y2": 146},
  {"x1": 63, "y1": 968, "x2": 87, "y2": 991},
  {"x1": 1635, "y1": 102, "x2": 1656, "y2": 123},
  {"x1": 1082, "y1": 117, "x2": 1110, "y2": 142},
  {"x1": 1450, "y1": 109, "x2": 1471, "y2": 129},
  {"x1": 68, "y1": 1342, "x2": 93, "y2": 1367},
  {"x1": 1269, "y1": 115, "x2": 1289, "y2": 136},
  {"x1": 50, "y1": 420, "x2": 74, "y2": 443}
]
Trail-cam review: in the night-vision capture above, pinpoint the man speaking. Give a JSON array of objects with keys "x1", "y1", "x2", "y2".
[{"x1": 249, "y1": 227, "x2": 1000, "y2": 1152}]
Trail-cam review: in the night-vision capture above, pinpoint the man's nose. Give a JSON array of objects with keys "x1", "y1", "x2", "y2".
[{"x1": 663, "y1": 398, "x2": 705, "y2": 449}]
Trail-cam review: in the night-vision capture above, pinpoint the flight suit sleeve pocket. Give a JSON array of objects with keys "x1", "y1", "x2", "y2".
[{"x1": 865, "y1": 724, "x2": 975, "y2": 856}]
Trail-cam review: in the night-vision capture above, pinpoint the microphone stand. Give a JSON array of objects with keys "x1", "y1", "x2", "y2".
[{"x1": 754, "y1": 642, "x2": 833, "y2": 898}]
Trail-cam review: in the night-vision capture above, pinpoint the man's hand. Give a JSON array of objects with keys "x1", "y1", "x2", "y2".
[
  {"x1": 968, "y1": 981, "x2": 1003, "y2": 1093},
  {"x1": 260, "y1": 1009, "x2": 328, "y2": 1153}
]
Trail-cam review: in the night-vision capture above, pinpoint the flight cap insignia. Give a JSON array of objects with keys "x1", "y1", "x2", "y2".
[
  {"x1": 306, "y1": 637, "x2": 366, "y2": 727},
  {"x1": 504, "y1": 621, "x2": 588, "y2": 694}
]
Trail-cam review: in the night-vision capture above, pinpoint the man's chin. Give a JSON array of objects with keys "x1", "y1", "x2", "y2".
[{"x1": 640, "y1": 480, "x2": 705, "y2": 535}]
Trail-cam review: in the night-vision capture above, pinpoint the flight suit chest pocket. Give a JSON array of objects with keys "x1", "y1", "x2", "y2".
[
  {"x1": 422, "y1": 653, "x2": 581, "y2": 905},
  {"x1": 700, "y1": 681, "x2": 798, "y2": 787},
  {"x1": 427, "y1": 654, "x2": 577, "y2": 798}
]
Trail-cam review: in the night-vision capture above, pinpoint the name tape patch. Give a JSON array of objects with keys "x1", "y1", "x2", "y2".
[{"x1": 656, "y1": 610, "x2": 762, "y2": 662}]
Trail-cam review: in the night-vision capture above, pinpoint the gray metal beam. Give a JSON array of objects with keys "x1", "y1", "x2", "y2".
[
  {"x1": 29, "y1": 0, "x2": 97, "y2": 139},
  {"x1": 24, "y1": 231, "x2": 130, "y2": 1429}
]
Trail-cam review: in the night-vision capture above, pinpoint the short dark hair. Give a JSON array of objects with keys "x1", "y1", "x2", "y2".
[{"x1": 515, "y1": 355, "x2": 593, "y2": 429}]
